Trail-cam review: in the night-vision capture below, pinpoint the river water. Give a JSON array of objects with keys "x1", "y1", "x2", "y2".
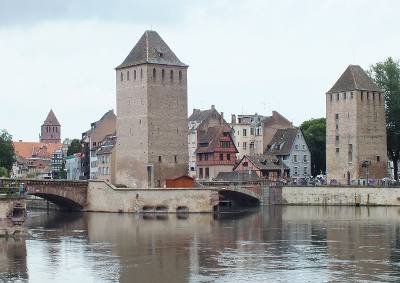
[{"x1": 1, "y1": 206, "x2": 400, "y2": 282}]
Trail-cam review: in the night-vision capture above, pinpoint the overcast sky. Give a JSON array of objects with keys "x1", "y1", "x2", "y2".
[{"x1": 1, "y1": 0, "x2": 399, "y2": 141}]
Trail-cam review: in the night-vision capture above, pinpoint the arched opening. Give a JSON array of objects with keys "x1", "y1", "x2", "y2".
[
  {"x1": 29, "y1": 193, "x2": 84, "y2": 211},
  {"x1": 142, "y1": 205, "x2": 155, "y2": 213},
  {"x1": 218, "y1": 190, "x2": 260, "y2": 207},
  {"x1": 153, "y1": 68, "x2": 156, "y2": 80},
  {"x1": 347, "y1": 171, "x2": 351, "y2": 186},
  {"x1": 155, "y1": 205, "x2": 168, "y2": 213}
]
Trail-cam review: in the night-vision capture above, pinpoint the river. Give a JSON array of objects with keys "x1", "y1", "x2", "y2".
[{"x1": 1, "y1": 206, "x2": 400, "y2": 282}]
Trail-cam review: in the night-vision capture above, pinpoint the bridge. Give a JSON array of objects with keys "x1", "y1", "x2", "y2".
[{"x1": 0, "y1": 178, "x2": 262, "y2": 211}]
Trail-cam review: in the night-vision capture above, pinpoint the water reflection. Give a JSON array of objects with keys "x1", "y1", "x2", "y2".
[{"x1": 0, "y1": 207, "x2": 400, "y2": 282}]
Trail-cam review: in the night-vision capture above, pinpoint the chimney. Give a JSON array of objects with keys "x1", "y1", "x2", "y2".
[
  {"x1": 211, "y1": 105, "x2": 215, "y2": 110},
  {"x1": 231, "y1": 114, "x2": 236, "y2": 124},
  {"x1": 192, "y1": 108, "x2": 200, "y2": 114},
  {"x1": 220, "y1": 112, "x2": 224, "y2": 124}
]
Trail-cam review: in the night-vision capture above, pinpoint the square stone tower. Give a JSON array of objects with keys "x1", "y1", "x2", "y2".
[
  {"x1": 115, "y1": 30, "x2": 188, "y2": 188},
  {"x1": 326, "y1": 65, "x2": 387, "y2": 184}
]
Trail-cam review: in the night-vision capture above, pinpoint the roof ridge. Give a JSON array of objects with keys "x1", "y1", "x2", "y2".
[{"x1": 350, "y1": 65, "x2": 358, "y2": 89}]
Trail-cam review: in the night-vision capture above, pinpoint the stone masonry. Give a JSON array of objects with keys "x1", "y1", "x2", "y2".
[
  {"x1": 326, "y1": 65, "x2": 387, "y2": 184},
  {"x1": 115, "y1": 30, "x2": 188, "y2": 188}
]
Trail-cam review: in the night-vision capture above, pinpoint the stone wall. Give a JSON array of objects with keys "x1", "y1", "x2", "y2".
[
  {"x1": 269, "y1": 186, "x2": 400, "y2": 206},
  {"x1": 86, "y1": 181, "x2": 217, "y2": 213}
]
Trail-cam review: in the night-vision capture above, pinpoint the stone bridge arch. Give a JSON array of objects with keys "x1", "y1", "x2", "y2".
[
  {"x1": 25, "y1": 180, "x2": 88, "y2": 210},
  {"x1": 218, "y1": 186, "x2": 261, "y2": 206}
]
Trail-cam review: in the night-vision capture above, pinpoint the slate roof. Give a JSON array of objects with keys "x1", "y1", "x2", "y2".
[
  {"x1": 267, "y1": 128, "x2": 299, "y2": 156},
  {"x1": 188, "y1": 108, "x2": 220, "y2": 123},
  {"x1": 214, "y1": 171, "x2": 262, "y2": 182},
  {"x1": 116, "y1": 30, "x2": 187, "y2": 69},
  {"x1": 327, "y1": 65, "x2": 382, "y2": 94},
  {"x1": 42, "y1": 109, "x2": 60, "y2": 126},
  {"x1": 244, "y1": 154, "x2": 288, "y2": 171}
]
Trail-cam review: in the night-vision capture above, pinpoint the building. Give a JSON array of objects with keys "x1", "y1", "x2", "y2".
[
  {"x1": 11, "y1": 156, "x2": 29, "y2": 178},
  {"x1": 188, "y1": 106, "x2": 227, "y2": 177},
  {"x1": 13, "y1": 141, "x2": 62, "y2": 179},
  {"x1": 51, "y1": 148, "x2": 64, "y2": 179},
  {"x1": 115, "y1": 30, "x2": 188, "y2": 188},
  {"x1": 326, "y1": 65, "x2": 388, "y2": 184},
  {"x1": 39, "y1": 110, "x2": 61, "y2": 144},
  {"x1": 96, "y1": 134, "x2": 116, "y2": 182},
  {"x1": 266, "y1": 128, "x2": 311, "y2": 179},
  {"x1": 196, "y1": 124, "x2": 238, "y2": 181},
  {"x1": 234, "y1": 154, "x2": 289, "y2": 181},
  {"x1": 65, "y1": 153, "x2": 82, "y2": 180},
  {"x1": 81, "y1": 110, "x2": 116, "y2": 180},
  {"x1": 231, "y1": 111, "x2": 293, "y2": 159}
]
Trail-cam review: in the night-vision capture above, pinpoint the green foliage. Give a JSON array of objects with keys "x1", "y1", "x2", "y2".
[
  {"x1": 300, "y1": 118, "x2": 326, "y2": 176},
  {"x1": 369, "y1": 57, "x2": 400, "y2": 180},
  {"x1": 0, "y1": 129, "x2": 15, "y2": 173},
  {"x1": 0, "y1": 167, "x2": 8, "y2": 177},
  {"x1": 67, "y1": 139, "x2": 82, "y2": 156}
]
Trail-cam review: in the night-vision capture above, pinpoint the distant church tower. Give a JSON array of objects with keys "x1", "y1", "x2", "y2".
[
  {"x1": 40, "y1": 109, "x2": 61, "y2": 144},
  {"x1": 326, "y1": 65, "x2": 387, "y2": 185},
  {"x1": 115, "y1": 30, "x2": 189, "y2": 188}
]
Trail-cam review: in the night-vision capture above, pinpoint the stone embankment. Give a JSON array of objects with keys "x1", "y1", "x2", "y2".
[{"x1": 268, "y1": 186, "x2": 400, "y2": 206}]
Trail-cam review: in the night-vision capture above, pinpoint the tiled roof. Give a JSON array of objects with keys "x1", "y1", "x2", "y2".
[
  {"x1": 327, "y1": 65, "x2": 382, "y2": 94},
  {"x1": 262, "y1": 111, "x2": 292, "y2": 127},
  {"x1": 214, "y1": 171, "x2": 261, "y2": 182},
  {"x1": 42, "y1": 109, "x2": 60, "y2": 126},
  {"x1": 116, "y1": 30, "x2": 187, "y2": 69},
  {"x1": 195, "y1": 125, "x2": 238, "y2": 154},
  {"x1": 267, "y1": 128, "x2": 299, "y2": 156},
  {"x1": 245, "y1": 154, "x2": 288, "y2": 170},
  {"x1": 13, "y1": 141, "x2": 62, "y2": 159}
]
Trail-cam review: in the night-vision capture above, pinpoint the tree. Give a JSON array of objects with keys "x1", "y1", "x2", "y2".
[
  {"x1": 0, "y1": 129, "x2": 15, "y2": 174},
  {"x1": 0, "y1": 167, "x2": 8, "y2": 177},
  {"x1": 369, "y1": 58, "x2": 400, "y2": 180},
  {"x1": 67, "y1": 139, "x2": 82, "y2": 156},
  {"x1": 300, "y1": 118, "x2": 326, "y2": 176}
]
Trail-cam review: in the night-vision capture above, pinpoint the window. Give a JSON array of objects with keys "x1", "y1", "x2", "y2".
[
  {"x1": 162, "y1": 69, "x2": 165, "y2": 81},
  {"x1": 127, "y1": 71, "x2": 130, "y2": 80},
  {"x1": 158, "y1": 156, "x2": 162, "y2": 163},
  {"x1": 199, "y1": 154, "x2": 202, "y2": 161},
  {"x1": 336, "y1": 93, "x2": 339, "y2": 101},
  {"x1": 295, "y1": 145, "x2": 299, "y2": 150},
  {"x1": 120, "y1": 72, "x2": 123, "y2": 81},
  {"x1": 243, "y1": 129, "x2": 247, "y2": 136},
  {"x1": 336, "y1": 148, "x2": 339, "y2": 153},
  {"x1": 205, "y1": 154, "x2": 208, "y2": 161},
  {"x1": 243, "y1": 161, "x2": 248, "y2": 167},
  {"x1": 140, "y1": 68, "x2": 143, "y2": 79},
  {"x1": 330, "y1": 94, "x2": 332, "y2": 101},
  {"x1": 304, "y1": 167, "x2": 307, "y2": 175},
  {"x1": 293, "y1": 155, "x2": 298, "y2": 162},
  {"x1": 335, "y1": 113, "x2": 339, "y2": 120},
  {"x1": 174, "y1": 155, "x2": 177, "y2": 163},
  {"x1": 238, "y1": 142, "x2": 240, "y2": 147},
  {"x1": 303, "y1": 155, "x2": 307, "y2": 162},
  {"x1": 170, "y1": 70, "x2": 173, "y2": 81},
  {"x1": 243, "y1": 142, "x2": 247, "y2": 149},
  {"x1": 377, "y1": 156, "x2": 380, "y2": 162},
  {"x1": 361, "y1": 92, "x2": 363, "y2": 100},
  {"x1": 302, "y1": 145, "x2": 305, "y2": 150},
  {"x1": 348, "y1": 144, "x2": 353, "y2": 162},
  {"x1": 134, "y1": 70, "x2": 136, "y2": 80},
  {"x1": 227, "y1": 154, "x2": 231, "y2": 161},
  {"x1": 294, "y1": 167, "x2": 298, "y2": 176},
  {"x1": 219, "y1": 154, "x2": 223, "y2": 161},
  {"x1": 335, "y1": 135, "x2": 339, "y2": 144},
  {"x1": 179, "y1": 71, "x2": 182, "y2": 83},
  {"x1": 220, "y1": 141, "x2": 230, "y2": 148},
  {"x1": 205, "y1": 168, "x2": 209, "y2": 179},
  {"x1": 199, "y1": 168, "x2": 203, "y2": 179},
  {"x1": 250, "y1": 142, "x2": 254, "y2": 149},
  {"x1": 351, "y1": 92, "x2": 353, "y2": 99},
  {"x1": 343, "y1": 92, "x2": 346, "y2": 100},
  {"x1": 153, "y1": 68, "x2": 156, "y2": 80},
  {"x1": 250, "y1": 128, "x2": 254, "y2": 135}
]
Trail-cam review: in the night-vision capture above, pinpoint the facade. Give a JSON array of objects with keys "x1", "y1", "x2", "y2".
[
  {"x1": 11, "y1": 156, "x2": 29, "y2": 178},
  {"x1": 115, "y1": 30, "x2": 189, "y2": 188},
  {"x1": 266, "y1": 128, "x2": 311, "y2": 179},
  {"x1": 196, "y1": 124, "x2": 238, "y2": 181},
  {"x1": 231, "y1": 111, "x2": 293, "y2": 159},
  {"x1": 234, "y1": 154, "x2": 289, "y2": 181},
  {"x1": 188, "y1": 106, "x2": 227, "y2": 177},
  {"x1": 40, "y1": 110, "x2": 61, "y2": 144},
  {"x1": 96, "y1": 134, "x2": 116, "y2": 182},
  {"x1": 326, "y1": 65, "x2": 388, "y2": 184},
  {"x1": 51, "y1": 149, "x2": 64, "y2": 178},
  {"x1": 65, "y1": 153, "x2": 82, "y2": 180},
  {"x1": 81, "y1": 110, "x2": 116, "y2": 180}
]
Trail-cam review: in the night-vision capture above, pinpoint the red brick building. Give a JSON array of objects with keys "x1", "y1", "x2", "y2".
[{"x1": 196, "y1": 125, "x2": 238, "y2": 180}]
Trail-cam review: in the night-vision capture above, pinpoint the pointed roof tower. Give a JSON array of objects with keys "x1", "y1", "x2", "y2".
[
  {"x1": 42, "y1": 109, "x2": 60, "y2": 126},
  {"x1": 116, "y1": 30, "x2": 187, "y2": 69},
  {"x1": 327, "y1": 65, "x2": 382, "y2": 94}
]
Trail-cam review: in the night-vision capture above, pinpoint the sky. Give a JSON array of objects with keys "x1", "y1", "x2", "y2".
[{"x1": 1, "y1": 0, "x2": 399, "y2": 141}]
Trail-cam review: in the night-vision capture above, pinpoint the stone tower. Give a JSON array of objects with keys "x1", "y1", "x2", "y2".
[
  {"x1": 326, "y1": 65, "x2": 387, "y2": 185},
  {"x1": 115, "y1": 30, "x2": 188, "y2": 188},
  {"x1": 40, "y1": 109, "x2": 61, "y2": 144}
]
